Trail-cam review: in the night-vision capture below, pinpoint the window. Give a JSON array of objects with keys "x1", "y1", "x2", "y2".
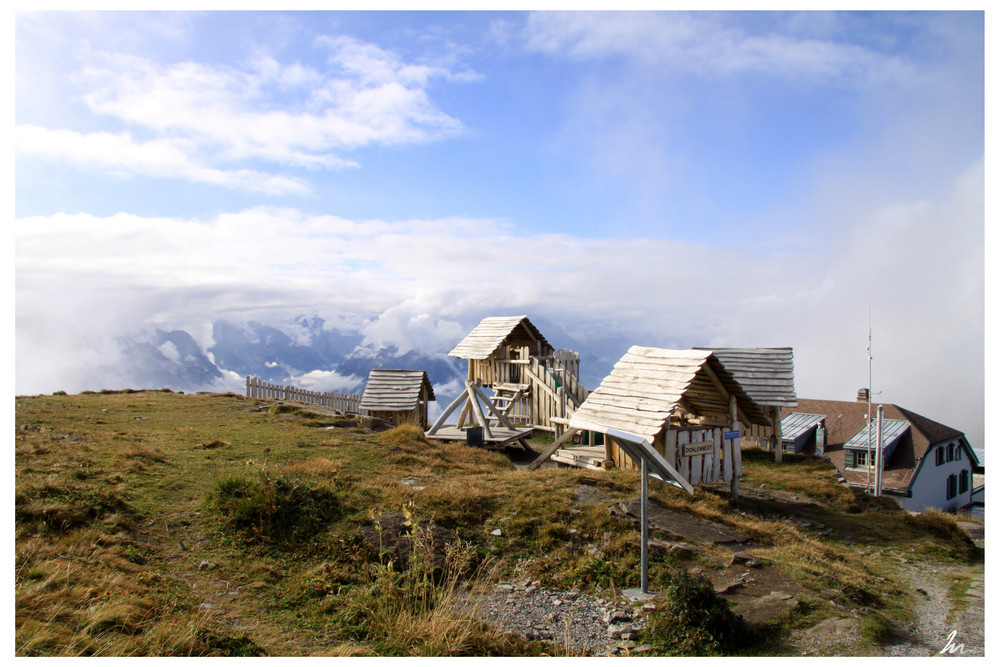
[
  {"x1": 936, "y1": 448, "x2": 946, "y2": 466},
  {"x1": 959, "y1": 469, "x2": 969, "y2": 494},
  {"x1": 854, "y1": 449, "x2": 868, "y2": 467},
  {"x1": 946, "y1": 474, "x2": 957, "y2": 500},
  {"x1": 956, "y1": 446, "x2": 962, "y2": 461},
  {"x1": 948, "y1": 442, "x2": 956, "y2": 462}
]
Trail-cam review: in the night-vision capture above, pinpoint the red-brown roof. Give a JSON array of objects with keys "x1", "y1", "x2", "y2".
[{"x1": 783, "y1": 398, "x2": 965, "y2": 492}]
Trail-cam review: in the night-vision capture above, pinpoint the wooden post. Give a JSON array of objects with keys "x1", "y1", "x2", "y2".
[
  {"x1": 467, "y1": 383, "x2": 493, "y2": 440},
  {"x1": 730, "y1": 395, "x2": 739, "y2": 500},
  {"x1": 773, "y1": 406, "x2": 783, "y2": 464}
]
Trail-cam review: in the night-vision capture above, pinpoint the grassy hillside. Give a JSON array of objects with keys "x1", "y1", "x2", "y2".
[{"x1": 14, "y1": 390, "x2": 979, "y2": 656}]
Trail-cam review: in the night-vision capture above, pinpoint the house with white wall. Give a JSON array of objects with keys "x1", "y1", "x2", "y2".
[{"x1": 781, "y1": 395, "x2": 978, "y2": 513}]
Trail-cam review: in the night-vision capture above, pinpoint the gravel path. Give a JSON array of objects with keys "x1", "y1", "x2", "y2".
[
  {"x1": 458, "y1": 580, "x2": 651, "y2": 656},
  {"x1": 881, "y1": 561, "x2": 984, "y2": 657}
]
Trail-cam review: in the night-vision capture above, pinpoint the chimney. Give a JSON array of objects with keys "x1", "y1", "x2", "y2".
[{"x1": 857, "y1": 388, "x2": 870, "y2": 403}]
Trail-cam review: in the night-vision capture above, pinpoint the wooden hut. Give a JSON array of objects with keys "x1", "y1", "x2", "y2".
[
  {"x1": 359, "y1": 369, "x2": 435, "y2": 428},
  {"x1": 438, "y1": 315, "x2": 588, "y2": 438},
  {"x1": 531, "y1": 347, "x2": 771, "y2": 494},
  {"x1": 692, "y1": 347, "x2": 797, "y2": 462}
]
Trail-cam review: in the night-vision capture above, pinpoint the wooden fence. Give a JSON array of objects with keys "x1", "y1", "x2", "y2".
[
  {"x1": 498, "y1": 354, "x2": 589, "y2": 436},
  {"x1": 245, "y1": 376, "x2": 362, "y2": 413}
]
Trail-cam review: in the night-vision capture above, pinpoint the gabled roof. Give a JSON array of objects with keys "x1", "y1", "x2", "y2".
[
  {"x1": 693, "y1": 347, "x2": 797, "y2": 407},
  {"x1": 844, "y1": 419, "x2": 910, "y2": 451},
  {"x1": 569, "y1": 346, "x2": 770, "y2": 441},
  {"x1": 783, "y1": 398, "x2": 969, "y2": 492},
  {"x1": 780, "y1": 412, "x2": 825, "y2": 442},
  {"x1": 359, "y1": 369, "x2": 435, "y2": 412},
  {"x1": 448, "y1": 315, "x2": 551, "y2": 360}
]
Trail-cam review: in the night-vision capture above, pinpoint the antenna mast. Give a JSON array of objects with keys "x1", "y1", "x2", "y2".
[{"x1": 867, "y1": 308, "x2": 873, "y2": 493}]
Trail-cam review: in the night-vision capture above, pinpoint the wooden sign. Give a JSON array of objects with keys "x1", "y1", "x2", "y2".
[{"x1": 682, "y1": 440, "x2": 714, "y2": 457}]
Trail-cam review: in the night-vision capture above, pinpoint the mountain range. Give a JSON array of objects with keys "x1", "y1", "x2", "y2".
[{"x1": 107, "y1": 313, "x2": 649, "y2": 407}]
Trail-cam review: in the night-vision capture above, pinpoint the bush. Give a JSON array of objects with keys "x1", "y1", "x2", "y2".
[
  {"x1": 859, "y1": 613, "x2": 892, "y2": 644},
  {"x1": 642, "y1": 572, "x2": 753, "y2": 655},
  {"x1": 212, "y1": 470, "x2": 341, "y2": 545}
]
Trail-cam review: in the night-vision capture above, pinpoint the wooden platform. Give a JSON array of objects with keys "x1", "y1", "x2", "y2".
[
  {"x1": 551, "y1": 445, "x2": 608, "y2": 470},
  {"x1": 425, "y1": 426, "x2": 534, "y2": 447}
]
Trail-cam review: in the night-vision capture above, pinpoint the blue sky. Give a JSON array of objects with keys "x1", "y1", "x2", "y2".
[{"x1": 14, "y1": 10, "x2": 987, "y2": 447}]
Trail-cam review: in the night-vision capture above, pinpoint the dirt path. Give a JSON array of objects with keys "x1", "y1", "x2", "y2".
[{"x1": 881, "y1": 561, "x2": 984, "y2": 657}]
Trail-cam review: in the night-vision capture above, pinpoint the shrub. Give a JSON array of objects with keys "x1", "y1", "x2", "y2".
[
  {"x1": 859, "y1": 613, "x2": 892, "y2": 644},
  {"x1": 642, "y1": 572, "x2": 754, "y2": 655},
  {"x1": 212, "y1": 470, "x2": 341, "y2": 545}
]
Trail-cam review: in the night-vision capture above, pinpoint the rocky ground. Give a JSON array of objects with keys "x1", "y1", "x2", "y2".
[{"x1": 461, "y1": 478, "x2": 987, "y2": 657}]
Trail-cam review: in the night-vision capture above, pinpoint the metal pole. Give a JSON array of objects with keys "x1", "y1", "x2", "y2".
[
  {"x1": 867, "y1": 311, "x2": 873, "y2": 493},
  {"x1": 641, "y1": 456, "x2": 649, "y2": 594},
  {"x1": 875, "y1": 405, "x2": 884, "y2": 497}
]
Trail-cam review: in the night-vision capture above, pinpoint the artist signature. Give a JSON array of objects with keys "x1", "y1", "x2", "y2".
[{"x1": 939, "y1": 629, "x2": 966, "y2": 655}]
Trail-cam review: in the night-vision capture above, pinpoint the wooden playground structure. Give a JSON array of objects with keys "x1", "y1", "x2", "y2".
[{"x1": 425, "y1": 315, "x2": 589, "y2": 448}]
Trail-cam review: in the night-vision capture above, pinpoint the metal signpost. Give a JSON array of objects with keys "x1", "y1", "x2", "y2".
[{"x1": 605, "y1": 428, "x2": 694, "y2": 596}]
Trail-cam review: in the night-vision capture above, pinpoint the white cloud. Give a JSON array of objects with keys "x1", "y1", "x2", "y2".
[
  {"x1": 75, "y1": 39, "x2": 464, "y2": 168},
  {"x1": 17, "y1": 28, "x2": 470, "y2": 192},
  {"x1": 290, "y1": 369, "x2": 363, "y2": 394},
  {"x1": 15, "y1": 125, "x2": 310, "y2": 195},
  {"x1": 522, "y1": 11, "x2": 911, "y2": 83}
]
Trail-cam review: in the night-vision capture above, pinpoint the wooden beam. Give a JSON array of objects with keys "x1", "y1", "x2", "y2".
[
  {"x1": 700, "y1": 361, "x2": 752, "y2": 426},
  {"x1": 426, "y1": 387, "x2": 470, "y2": 435},
  {"x1": 469, "y1": 382, "x2": 518, "y2": 430},
  {"x1": 527, "y1": 427, "x2": 580, "y2": 471},
  {"x1": 466, "y1": 382, "x2": 493, "y2": 439}
]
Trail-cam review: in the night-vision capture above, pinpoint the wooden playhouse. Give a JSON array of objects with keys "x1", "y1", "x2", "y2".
[{"x1": 359, "y1": 369, "x2": 435, "y2": 428}]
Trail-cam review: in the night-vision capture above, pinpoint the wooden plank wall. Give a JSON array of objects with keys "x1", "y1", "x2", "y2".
[
  {"x1": 608, "y1": 426, "x2": 739, "y2": 486},
  {"x1": 245, "y1": 376, "x2": 362, "y2": 413}
]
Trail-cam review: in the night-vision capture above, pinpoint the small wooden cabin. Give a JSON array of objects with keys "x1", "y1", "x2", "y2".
[
  {"x1": 447, "y1": 315, "x2": 587, "y2": 435},
  {"x1": 564, "y1": 347, "x2": 771, "y2": 486},
  {"x1": 359, "y1": 369, "x2": 435, "y2": 428}
]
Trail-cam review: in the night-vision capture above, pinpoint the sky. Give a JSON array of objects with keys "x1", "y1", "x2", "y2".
[{"x1": 13, "y1": 10, "x2": 988, "y2": 449}]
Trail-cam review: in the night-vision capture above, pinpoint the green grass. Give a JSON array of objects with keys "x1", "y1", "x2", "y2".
[{"x1": 14, "y1": 392, "x2": 980, "y2": 656}]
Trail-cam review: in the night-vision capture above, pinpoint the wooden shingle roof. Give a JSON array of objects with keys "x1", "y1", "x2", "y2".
[
  {"x1": 359, "y1": 369, "x2": 434, "y2": 412},
  {"x1": 448, "y1": 315, "x2": 551, "y2": 360},
  {"x1": 569, "y1": 346, "x2": 770, "y2": 441},
  {"x1": 692, "y1": 347, "x2": 797, "y2": 407}
]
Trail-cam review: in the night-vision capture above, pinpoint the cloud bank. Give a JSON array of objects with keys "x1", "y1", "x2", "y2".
[{"x1": 16, "y1": 151, "x2": 984, "y2": 444}]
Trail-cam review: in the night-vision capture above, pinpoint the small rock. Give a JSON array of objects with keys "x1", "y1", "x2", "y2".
[
  {"x1": 198, "y1": 560, "x2": 217, "y2": 571},
  {"x1": 633, "y1": 645, "x2": 654, "y2": 654},
  {"x1": 728, "y1": 551, "x2": 753, "y2": 567},
  {"x1": 178, "y1": 541, "x2": 187, "y2": 551},
  {"x1": 496, "y1": 583, "x2": 514, "y2": 592},
  {"x1": 715, "y1": 581, "x2": 743, "y2": 595},
  {"x1": 642, "y1": 602, "x2": 656, "y2": 612},
  {"x1": 607, "y1": 623, "x2": 630, "y2": 639},
  {"x1": 490, "y1": 529, "x2": 502, "y2": 537},
  {"x1": 198, "y1": 603, "x2": 213, "y2": 611}
]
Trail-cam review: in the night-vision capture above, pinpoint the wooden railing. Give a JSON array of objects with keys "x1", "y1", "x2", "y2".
[{"x1": 245, "y1": 376, "x2": 361, "y2": 413}]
